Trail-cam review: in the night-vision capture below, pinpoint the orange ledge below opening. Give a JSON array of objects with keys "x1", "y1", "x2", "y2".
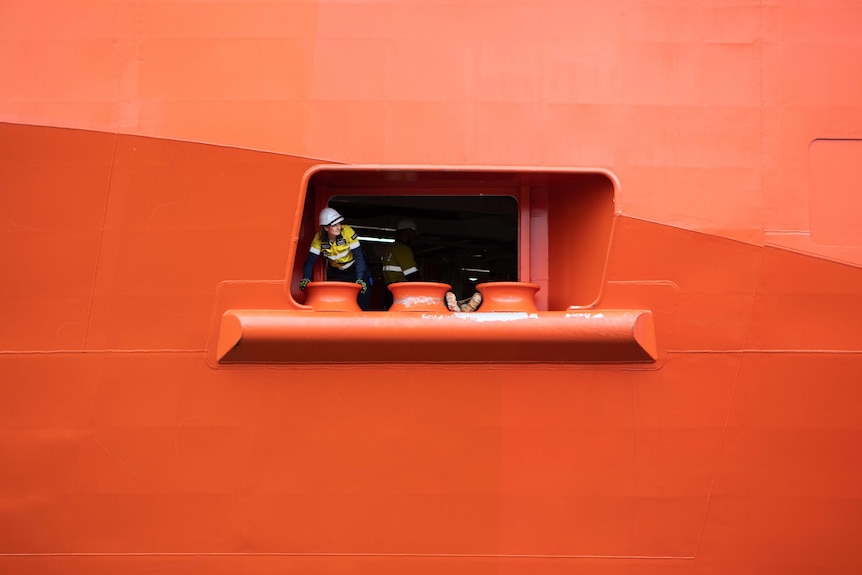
[{"x1": 216, "y1": 309, "x2": 657, "y2": 364}]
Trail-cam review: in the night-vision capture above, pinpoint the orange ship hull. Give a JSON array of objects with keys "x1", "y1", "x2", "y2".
[{"x1": 2, "y1": 1, "x2": 862, "y2": 574}]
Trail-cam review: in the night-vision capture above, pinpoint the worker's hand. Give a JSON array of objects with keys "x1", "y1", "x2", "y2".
[
  {"x1": 299, "y1": 278, "x2": 310, "y2": 291},
  {"x1": 356, "y1": 279, "x2": 368, "y2": 294}
]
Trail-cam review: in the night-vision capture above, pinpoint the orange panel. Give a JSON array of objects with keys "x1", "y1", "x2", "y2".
[
  {"x1": 606, "y1": 217, "x2": 763, "y2": 352},
  {"x1": 748, "y1": 247, "x2": 862, "y2": 351},
  {"x1": 500, "y1": 354, "x2": 739, "y2": 558},
  {"x1": 0, "y1": 124, "x2": 114, "y2": 351},
  {"x1": 809, "y1": 139, "x2": 862, "y2": 246},
  {"x1": 694, "y1": 353, "x2": 862, "y2": 574},
  {"x1": 84, "y1": 134, "x2": 320, "y2": 350}
]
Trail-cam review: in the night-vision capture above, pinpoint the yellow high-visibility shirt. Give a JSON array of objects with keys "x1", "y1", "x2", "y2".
[
  {"x1": 309, "y1": 225, "x2": 360, "y2": 270},
  {"x1": 383, "y1": 240, "x2": 419, "y2": 284}
]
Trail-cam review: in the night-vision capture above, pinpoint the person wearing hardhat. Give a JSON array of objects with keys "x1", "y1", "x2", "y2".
[
  {"x1": 382, "y1": 219, "x2": 421, "y2": 309},
  {"x1": 299, "y1": 207, "x2": 369, "y2": 307}
]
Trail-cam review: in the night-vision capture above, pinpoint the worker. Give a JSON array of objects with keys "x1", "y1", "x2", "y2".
[
  {"x1": 382, "y1": 219, "x2": 422, "y2": 309},
  {"x1": 299, "y1": 207, "x2": 369, "y2": 309}
]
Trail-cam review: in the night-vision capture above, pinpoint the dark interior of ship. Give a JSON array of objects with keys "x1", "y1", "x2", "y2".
[
  {"x1": 306, "y1": 170, "x2": 522, "y2": 305},
  {"x1": 329, "y1": 193, "x2": 519, "y2": 298}
]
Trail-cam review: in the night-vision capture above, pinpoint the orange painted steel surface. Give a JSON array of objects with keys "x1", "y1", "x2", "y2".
[
  {"x1": 387, "y1": 281, "x2": 452, "y2": 312},
  {"x1": 302, "y1": 281, "x2": 361, "y2": 312},
  {"x1": 476, "y1": 282, "x2": 541, "y2": 313},
  {"x1": 3, "y1": 1, "x2": 862, "y2": 574}
]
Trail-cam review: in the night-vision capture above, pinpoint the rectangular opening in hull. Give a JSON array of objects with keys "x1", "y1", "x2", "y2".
[{"x1": 291, "y1": 167, "x2": 617, "y2": 311}]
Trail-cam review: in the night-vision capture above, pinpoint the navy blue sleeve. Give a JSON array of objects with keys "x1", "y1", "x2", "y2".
[
  {"x1": 302, "y1": 252, "x2": 317, "y2": 279},
  {"x1": 351, "y1": 245, "x2": 367, "y2": 281}
]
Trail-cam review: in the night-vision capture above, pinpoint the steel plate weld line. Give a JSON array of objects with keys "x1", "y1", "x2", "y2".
[
  {"x1": 624, "y1": 215, "x2": 765, "y2": 249},
  {"x1": 690, "y1": 237, "x2": 765, "y2": 573},
  {"x1": 0, "y1": 349, "x2": 206, "y2": 355},
  {"x1": 82, "y1": 132, "x2": 119, "y2": 350},
  {"x1": 92, "y1": 435, "x2": 138, "y2": 478},
  {"x1": 0, "y1": 553, "x2": 695, "y2": 559},
  {"x1": 669, "y1": 349, "x2": 862, "y2": 355}
]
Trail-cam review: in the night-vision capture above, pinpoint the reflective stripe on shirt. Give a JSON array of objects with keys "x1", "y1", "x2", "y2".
[
  {"x1": 310, "y1": 225, "x2": 360, "y2": 270},
  {"x1": 382, "y1": 240, "x2": 418, "y2": 284}
]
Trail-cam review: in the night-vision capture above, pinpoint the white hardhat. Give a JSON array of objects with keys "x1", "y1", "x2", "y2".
[
  {"x1": 319, "y1": 207, "x2": 344, "y2": 226},
  {"x1": 396, "y1": 218, "x2": 418, "y2": 232}
]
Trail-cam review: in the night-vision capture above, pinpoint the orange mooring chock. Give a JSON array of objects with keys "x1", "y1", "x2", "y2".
[{"x1": 217, "y1": 281, "x2": 656, "y2": 364}]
